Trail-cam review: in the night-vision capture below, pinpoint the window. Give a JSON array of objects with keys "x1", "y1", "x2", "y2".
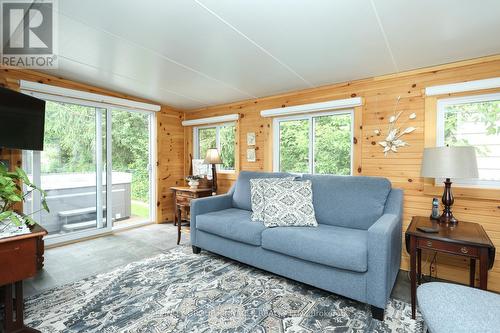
[
  {"x1": 273, "y1": 111, "x2": 353, "y2": 175},
  {"x1": 437, "y1": 93, "x2": 500, "y2": 187},
  {"x1": 194, "y1": 123, "x2": 236, "y2": 171}
]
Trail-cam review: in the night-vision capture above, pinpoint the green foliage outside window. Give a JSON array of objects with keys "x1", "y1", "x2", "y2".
[
  {"x1": 314, "y1": 114, "x2": 351, "y2": 175},
  {"x1": 444, "y1": 100, "x2": 500, "y2": 157},
  {"x1": 279, "y1": 114, "x2": 352, "y2": 175},
  {"x1": 279, "y1": 119, "x2": 309, "y2": 173},
  {"x1": 198, "y1": 127, "x2": 216, "y2": 162},
  {"x1": 219, "y1": 125, "x2": 235, "y2": 170},
  {"x1": 42, "y1": 102, "x2": 151, "y2": 203},
  {"x1": 197, "y1": 124, "x2": 235, "y2": 170}
]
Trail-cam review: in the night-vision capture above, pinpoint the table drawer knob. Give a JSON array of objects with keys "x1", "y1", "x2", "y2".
[
  {"x1": 461, "y1": 247, "x2": 469, "y2": 254},
  {"x1": 426, "y1": 241, "x2": 432, "y2": 247}
]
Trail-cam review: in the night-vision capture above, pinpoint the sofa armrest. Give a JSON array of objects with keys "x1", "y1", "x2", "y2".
[
  {"x1": 366, "y1": 189, "x2": 403, "y2": 308},
  {"x1": 190, "y1": 194, "x2": 233, "y2": 245}
]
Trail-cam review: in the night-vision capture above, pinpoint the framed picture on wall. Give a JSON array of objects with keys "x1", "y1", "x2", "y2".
[
  {"x1": 247, "y1": 148, "x2": 256, "y2": 162},
  {"x1": 247, "y1": 132, "x2": 256, "y2": 146},
  {"x1": 192, "y1": 159, "x2": 208, "y2": 176}
]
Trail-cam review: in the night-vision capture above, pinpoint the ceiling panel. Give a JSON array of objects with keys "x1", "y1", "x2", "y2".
[
  {"x1": 35, "y1": 0, "x2": 500, "y2": 109},
  {"x1": 42, "y1": 58, "x2": 205, "y2": 109},
  {"x1": 58, "y1": 0, "x2": 311, "y2": 97},
  {"x1": 53, "y1": 14, "x2": 255, "y2": 107},
  {"x1": 373, "y1": 0, "x2": 500, "y2": 70},
  {"x1": 197, "y1": 0, "x2": 396, "y2": 86}
]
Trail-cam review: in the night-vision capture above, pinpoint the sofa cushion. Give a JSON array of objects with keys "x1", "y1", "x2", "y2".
[
  {"x1": 302, "y1": 174, "x2": 391, "y2": 230},
  {"x1": 250, "y1": 177, "x2": 295, "y2": 222},
  {"x1": 262, "y1": 179, "x2": 318, "y2": 228},
  {"x1": 261, "y1": 224, "x2": 368, "y2": 272},
  {"x1": 232, "y1": 171, "x2": 292, "y2": 211},
  {"x1": 196, "y1": 208, "x2": 265, "y2": 246}
]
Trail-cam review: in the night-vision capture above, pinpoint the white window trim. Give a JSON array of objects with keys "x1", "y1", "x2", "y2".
[
  {"x1": 20, "y1": 80, "x2": 161, "y2": 112},
  {"x1": 272, "y1": 109, "x2": 354, "y2": 175},
  {"x1": 193, "y1": 122, "x2": 236, "y2": 172},
  {"x1": 261, "y1": 97, "x2": 362, "y2": 117},
  {"x1": 436, "y1": 92, "x2": 500, "y2": 188}
]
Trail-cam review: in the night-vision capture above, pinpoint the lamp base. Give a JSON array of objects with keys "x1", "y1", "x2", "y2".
[
  {"x1": 439, "y1": 213, "x2": 458, "y2": 224},
  {"x1": 440, "y1": 178, "x2": 458, "y2": 224}
]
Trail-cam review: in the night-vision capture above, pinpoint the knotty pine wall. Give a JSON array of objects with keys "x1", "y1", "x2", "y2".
[
  {"x1": 0, "y1": 67, "x2": 185, "y2": 224},
  {"x1": 184, "y1": 56, "x2": 500, "y2": 291}
]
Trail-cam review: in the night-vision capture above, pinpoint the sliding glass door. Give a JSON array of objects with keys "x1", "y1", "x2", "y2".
[
  {"x1": 111, "y1": 109, "x2": 153, "y2": 228},
  {"x1": 24, "y1": 100, "x2": 108, "y2": 241},
  {"x1": 24, "y1": 96, "x2": 155, "y2": 244}
]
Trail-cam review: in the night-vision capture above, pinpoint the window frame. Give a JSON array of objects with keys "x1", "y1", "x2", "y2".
[
  {"x1": 436, "y1": 92, "x2": 500, "y2": 188},
  {"x1": 193, "y1": 121, "x2": 236, "y2": 172},
  {"x1": 272, "y1": 109, "x2": 354, "y2": 175}
]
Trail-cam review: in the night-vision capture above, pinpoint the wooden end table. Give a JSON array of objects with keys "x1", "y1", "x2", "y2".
[
  {"x1": 0, "y1": 224, "x2": 47, "y2": 333},
  {"x1": 170, "y1": 187, "x2": 212, "y2": 244},
  {"x1": 405, "y1": 216, "x2": 495, "y2": 319}
]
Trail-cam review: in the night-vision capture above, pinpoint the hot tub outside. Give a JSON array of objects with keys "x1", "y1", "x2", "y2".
[{"x1": 34, "y1": 172, "x2": 132, "y2": 234}]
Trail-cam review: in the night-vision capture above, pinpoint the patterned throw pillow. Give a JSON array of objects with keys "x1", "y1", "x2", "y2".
[
  {"x1": 250, "y1": 177, "x2": 295, "y2": 222},
  {"x1": 262, "y1": 179, "x2": 318, "y2": 228}
]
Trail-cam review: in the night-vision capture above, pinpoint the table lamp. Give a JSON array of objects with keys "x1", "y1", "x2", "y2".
[
  {"x1": 204, "y1": 148, "x2": 222, "y2": 195},
  {"x1": 420, "y1": 146, "x2": 478, "y2": 224}
]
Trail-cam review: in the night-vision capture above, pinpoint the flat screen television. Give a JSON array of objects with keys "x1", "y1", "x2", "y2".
[{"x1": 0, "y1": 86, "x2": 46, "y2": 151}]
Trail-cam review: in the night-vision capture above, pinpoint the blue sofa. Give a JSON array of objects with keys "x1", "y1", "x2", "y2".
[{"x1": 190, "y1": 171, "x2": 403, "y2": 320}]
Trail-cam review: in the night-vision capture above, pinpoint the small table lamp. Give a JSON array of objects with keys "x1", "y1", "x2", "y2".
[
  {"x1": 204, "y1": 148, "x2": 222, "y2": 195},
  {"x1": 420, "y1": 146, "x2": 478, "y2": 224}
]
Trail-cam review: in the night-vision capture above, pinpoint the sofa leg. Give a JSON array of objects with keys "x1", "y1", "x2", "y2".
[
  {"x1": 371, "y1": 305, "x2": 384, "y2": 321},
  {"x1": 192, "y1": 246, "x2": 201, "y2": 254}
]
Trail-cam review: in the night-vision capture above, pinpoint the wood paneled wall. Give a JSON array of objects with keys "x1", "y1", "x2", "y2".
[
  {"x1": 157, "y1": 108, "x2": 185, "y2": 222},
  {"x1": 184, "y1": 55, "x2": 500, "y2": 291},
  {"x1": 0, "y1": 67, "x2": 184, "y2": 224}
]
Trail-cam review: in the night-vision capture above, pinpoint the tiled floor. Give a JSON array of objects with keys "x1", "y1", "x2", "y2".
[
  {"x1": 24, "y1": 223, "x2": 185, "y2": 297},
  {"x1": 24, "y1": 223, "x2": 412, "y2": 303}
]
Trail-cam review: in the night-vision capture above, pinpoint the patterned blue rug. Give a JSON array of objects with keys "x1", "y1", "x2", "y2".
[{"x1": 24, "y1": 247, "x2": 424, "y2": 332}]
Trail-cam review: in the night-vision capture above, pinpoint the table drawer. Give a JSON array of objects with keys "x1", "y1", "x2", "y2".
[
  {"x1": 418, "y1": 238, "x2": 478, "y2": 257},
  {"x1": 176, "y1": 196, "x2": 192, "y2": 205},
  {"x1": 0, "y1": 238, "x2": 38, "y2": 285},
  {"x1": 177, "y1": 191, "x2": 196, "y2": 199}
]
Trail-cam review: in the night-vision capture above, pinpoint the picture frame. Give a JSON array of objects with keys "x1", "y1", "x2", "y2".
[
  {"x1": 247, "y1": 132, "x2": 256, "y2": 146},
  {"x1": 247, "y1": 148, "x2": 256, "y2": 162},
  {"x1": 192, "y1": 159, "x2": 208, "y2": 176}
]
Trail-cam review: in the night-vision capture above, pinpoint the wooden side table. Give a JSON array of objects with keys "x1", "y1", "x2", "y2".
[
  {"x1": 0, "y1": 224, "x2": 47, "y2": 333},
  {"x1": 405, "y1": 216, "x2": 495, "y2": 319},
  {"x1": 170, "y1": 187, "x2": 212, "y2": 244}
]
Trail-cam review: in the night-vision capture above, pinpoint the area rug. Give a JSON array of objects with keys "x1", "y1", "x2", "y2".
[{"x1": 25, "y1": 247, "x2": 424, "y2": 332}]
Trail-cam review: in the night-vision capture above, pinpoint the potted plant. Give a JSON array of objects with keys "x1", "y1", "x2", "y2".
[
  {"x1": 185, "y1": 175, "x2": 203, "y2": 189},
  {"x1": 0, "y1": 163, "x2": 49, "y2": 234}
]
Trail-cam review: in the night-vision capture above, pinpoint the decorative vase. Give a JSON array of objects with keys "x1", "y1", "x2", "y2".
[{"x1": 188, "y1": 180, "x2": 199, "y2": 189}]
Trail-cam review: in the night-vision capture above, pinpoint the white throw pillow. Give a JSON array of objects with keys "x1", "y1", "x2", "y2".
[
  {"x1": 262, "y1": 179, "x2": 318, "y2": 228},
  {"x1": 250, "y1": 177, "x2": 294, "y2": 222}
]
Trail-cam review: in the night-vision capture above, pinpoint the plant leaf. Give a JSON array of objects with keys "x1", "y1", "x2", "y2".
[
  {"x1": 0, "y1": 211, "x2": 13, "y2": 221},
  {"x1": 16, "y1": 167, "x2": 34, "y2": 187},
  {"x1": 409, "y1": 112, "x2": 417, "y2": 119},
  {"x1": 24, "y1": 215, "x2": 36, "y2": 226},
  {"x1": 379, "y1": 141, "x2": 388, "y2": 147},
  {"x1": 41, "y1": 198, "x2": 50, "y2": 213},
  {"x1": 10, "y1": 214, "x2": 21, "y2": 227}
]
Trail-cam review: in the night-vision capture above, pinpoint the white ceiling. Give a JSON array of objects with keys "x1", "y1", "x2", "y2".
[{"x1": 43, "y1": 0, "x2": 500, "y2": 109}]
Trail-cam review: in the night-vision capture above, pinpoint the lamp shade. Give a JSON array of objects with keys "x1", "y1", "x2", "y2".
[
  {"x1": 204, "y1": 148, "x2": 222, "y2": 164},
  {"x1": 421, "y1": 146, "x2": 478, "y2": 179}
]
